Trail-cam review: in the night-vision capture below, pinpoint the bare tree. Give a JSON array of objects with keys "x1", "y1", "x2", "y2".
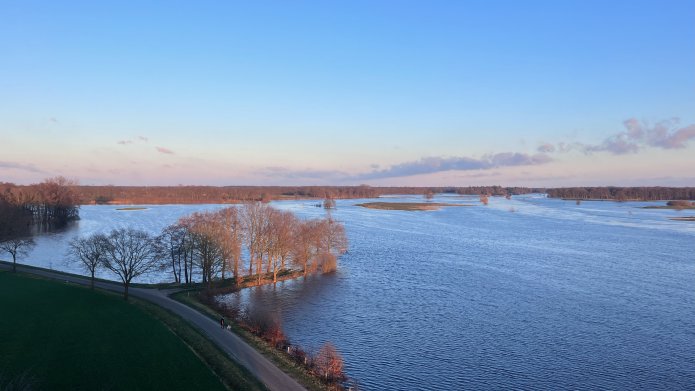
[
  {"x1": 215, "y1": 207, "x2": 242, "y2": 282},
  {"x1": 264, "y1": 209, "x2": 297, "y2": 283},
  {"x1": 242, "y1": 202, "x2": 271, "y2": 282},
  {"x1": 67, "y1": 233, "x2": 108, "y2": 289},
  {"x1": 314, "y1": 342, "x2": 345, "y2": 382},
  {"x1": 187, "y1": 212, "x2": 225, "y2": 289},
  {"x1": 0, "y1": 237, "x2": 35, "y2": 273},
  {"x1": 479, "y1": 194, "x2": 489, "y2": 206},
  {"x1": 293, "y1": 219, "x2": 320, "y2": 276},
  {"x1": 323, "y1": 197, "x2": 336, "y2": 209},
  {"x1": 101, "y1": 228, "x2": 157, "y2": 300}
]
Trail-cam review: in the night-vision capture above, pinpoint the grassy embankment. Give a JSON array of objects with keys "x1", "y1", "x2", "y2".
[
  {"x1": 0, "y1": 271, "x2": 265, "y2": 391},
  {"x1": 356, "y1": 202, "x2": 473, "y2": 211},
  {"x1": 173, "y1": 290, "x2": 328, "y2": 391}
]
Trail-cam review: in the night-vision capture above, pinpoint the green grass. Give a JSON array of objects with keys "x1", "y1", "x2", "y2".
[
  {"x1": 130, "y1": 297, "x2": 266, "y2": 391},
  {"x1": 0, "y1": 271, "x2": 227, "y2": 391}
]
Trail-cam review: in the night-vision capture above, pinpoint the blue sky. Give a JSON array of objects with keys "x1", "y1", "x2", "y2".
[{"x1": 1, "y1": 0, "x2": 694, "y2": 186}]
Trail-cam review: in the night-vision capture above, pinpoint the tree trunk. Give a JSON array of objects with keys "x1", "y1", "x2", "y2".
[
  {"x1": 123, "y1": 283, "x2": 129, "y2": 300},
  {"x1": 91, "y1": 270, "x2": 95, "y2": 290},
  {"x1": 12, "y1": 253, "x2": 17, "y2": 272}
]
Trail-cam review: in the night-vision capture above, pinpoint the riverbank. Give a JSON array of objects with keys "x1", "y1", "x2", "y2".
[{"x1": 175, "y1": 292, "x2": 334, "y2": 391}]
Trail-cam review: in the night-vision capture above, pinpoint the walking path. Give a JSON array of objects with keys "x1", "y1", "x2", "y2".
[{"x1": 0, "y1": 263, "x2": 306, "y2": 391}]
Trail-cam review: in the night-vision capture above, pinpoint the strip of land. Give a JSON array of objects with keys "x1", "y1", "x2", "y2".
[
  {"x1": 356, "y1": 202, "x2": 473, "y2": 211},
  {"x1": 0, "y1": 262, "x2": 306, "y2": 391},
  {"x1": 642, "y1": 206, "x2": 695, "y2": 210},
  {"x1": 669, "y1": 216, "x2": 695, "y2": 221}
]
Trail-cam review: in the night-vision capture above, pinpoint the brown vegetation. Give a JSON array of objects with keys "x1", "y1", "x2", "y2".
[
  {"x1": 200, "y1": 294, "x2": 348, "y2": 389},
  {"x1": 356, "y1": 202, "x2": 471, "y2": 211},
  {"x1": 1, "y1": 178, "x2": 79, "y2": 272},
  {"x1": 669, "y1": 216, "x2": 695, "y2": 221}
]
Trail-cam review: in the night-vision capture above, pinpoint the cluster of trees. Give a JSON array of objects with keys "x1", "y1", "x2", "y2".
[
  {"x1": 1, "y1": 178, "x2": 80, "y2": 272},
  {"x1": 68, "y1": 203, "x2": 348, "y2": 299},
  {"x1": 0, "y1": 178, "x2": 80, "y2": 229},
  {"x1": 546, "y1": 187, "x2": 695, "y2": 201}
]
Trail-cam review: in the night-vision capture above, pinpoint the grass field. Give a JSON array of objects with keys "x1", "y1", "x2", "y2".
[{"x1": 0, "y1": 271, "x2": 227, "y2": 391}]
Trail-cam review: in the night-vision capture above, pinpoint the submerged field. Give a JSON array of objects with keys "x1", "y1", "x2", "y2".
[
  {"x1": 355, "y1": 201, "x2": 472, "y2": 211},
  {"x1": 0, "y1": 272, "x2": 226, "y2": 391}
]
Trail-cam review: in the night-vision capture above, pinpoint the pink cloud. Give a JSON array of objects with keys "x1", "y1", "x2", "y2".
[{"x1": 156, "y1": 146, "x2": 175, "y2": 155}]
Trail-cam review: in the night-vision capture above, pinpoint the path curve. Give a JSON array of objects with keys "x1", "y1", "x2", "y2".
[{"x1": 0, "y1": 263, "x2": 306, "y2": 391}]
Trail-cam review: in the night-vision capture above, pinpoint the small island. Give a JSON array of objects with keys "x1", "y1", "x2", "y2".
[
  {"x1": 669, "y1": 216, "x2": 695, "y2": 222},
  {"x1": 642, "y1": 200, "x2": 695, "y2": 210},
  {"x1": 356, "y1": 202, "x2": 472, "y2": 211}
]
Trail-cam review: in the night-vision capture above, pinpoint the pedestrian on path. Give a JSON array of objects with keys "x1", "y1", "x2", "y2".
[{"x1": 220, "y1": 317, "x2": 225, "y2": 328}]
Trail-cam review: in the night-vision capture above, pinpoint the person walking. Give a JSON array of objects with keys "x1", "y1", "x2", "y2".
[{"x1": 220, "y1": 317, "x2": 225, "y2": 329}]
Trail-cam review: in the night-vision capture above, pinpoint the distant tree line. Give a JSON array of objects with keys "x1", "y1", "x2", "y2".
[
  {"x1": 67, "y1": 202, "x2": 348, "y2": 299},
  {"x1": 545, "y1": 187, "x2": 695, "y2": 201},
  {"x1": 74, "y1": 185, "x2": 381, "y2": 204}
]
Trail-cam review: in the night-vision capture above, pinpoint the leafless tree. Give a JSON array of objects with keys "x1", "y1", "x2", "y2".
[
  {"x1": 479, "y1": 194, "x2": 489, "y2": 206},
  {"x1": 215, "y1": 207, "x2": 242, "y2": 281},
  {"x1": 323, "y1": 197, "x2": 336, "y2": 209},
  {"x1": 186, "y1": 212, "x2": 225, "y2": 289},
  {"x1": 101, "y1": 228, "x2": 157, "y2": 300},
  {"x1": 314, "y1": 342, "x2": 345, "y2": 382},
  {"x1": 0, "y1": 237, "x2": 35, "y2": 273},
  {"x1": 293, "y1": 219, "x2": 320, "y2": 275},
  {"x1": 67, "y1": 233, "x2": 108, "y2": 289},
  {"x1": 242, "y1": 202, "x2": 271, "y2": 282}
]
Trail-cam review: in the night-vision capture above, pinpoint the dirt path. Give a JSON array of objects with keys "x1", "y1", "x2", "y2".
[{"x1": 0, "y1": 263, "x2": 306, "y2": 391}]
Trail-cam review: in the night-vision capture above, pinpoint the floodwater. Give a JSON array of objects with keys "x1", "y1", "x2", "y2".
[{"x1": 22, "y1": 195, "x2": 695, "y2": 390}]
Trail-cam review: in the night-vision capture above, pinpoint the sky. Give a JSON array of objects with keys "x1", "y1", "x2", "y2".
[{"x1": 1, "y1": 0, "x2": 694, "y2": 187}]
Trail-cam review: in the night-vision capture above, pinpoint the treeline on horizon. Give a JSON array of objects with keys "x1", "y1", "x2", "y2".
[
  {"x1": 545, "y1": 187, "x2": 695, "y2": 201},
  {"x1": 26, "y1": 184, "x2": 543, "y2": 204},
  {"x1": 2, "y1": 182, "x2": 694, "y2": 206},
  {"x1": 71, "y1": 184, "x2": 695, "y2": 203}
]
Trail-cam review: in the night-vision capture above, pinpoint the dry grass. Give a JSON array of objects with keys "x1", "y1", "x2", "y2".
[{"x1": 356, "y1": 202, "x2": 473, "y2": 211}]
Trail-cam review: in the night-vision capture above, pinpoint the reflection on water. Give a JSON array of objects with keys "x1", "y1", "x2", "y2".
[{"x1": 21, "y1": 195, "x2": 695, "y2": 390}]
